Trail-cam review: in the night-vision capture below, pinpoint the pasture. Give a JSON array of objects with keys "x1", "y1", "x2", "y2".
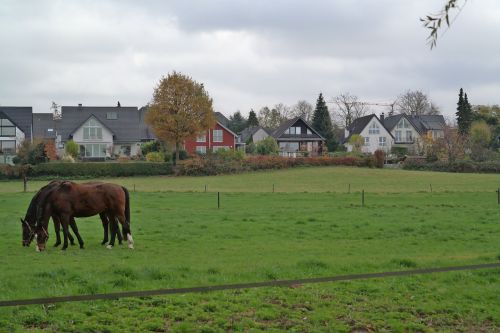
[{"x1": 0, "y1": 167, "x2": 499, "y2": 332}]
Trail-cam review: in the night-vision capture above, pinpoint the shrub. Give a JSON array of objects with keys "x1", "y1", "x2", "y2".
[
  {"x1": 13, "y1": 141, "x2": 48, "y2": 165},
  {"x1": 141, "y1": 141, "x2": 164, "y2": 155},
  {"x1": 214, "y1": 149, "x2": 245, "y2": 161},
  {"x1": 374, "y1": 149, "x2": 385, "y2": 168},
  {"x1": 28, "y1": 162, "x2": 173, "y2": 178},
  {"x1": 0, "y1": 165, "x2": 30, "y2": 179},
  {"x1": 256, "y1": 137, "x2": 279, "y2": 155},
  {"x1": 245, "y1": 142, "x2": 257, "y2": 154},
  {"x1": 61, "y1": 154, "x2": 75, "y2": 163},
  {"x1": 146, "y1": 152, "x2": 165, "y2": 162},
  {"x1": 65, "y1": 140, "x2": 79, "y2": 159},
  {"x1": 402, "y1": 159, "x2": 500, "y2": 173},
  {"x1": 391, "y1": 146, "x2": 408, "y2": 157}
]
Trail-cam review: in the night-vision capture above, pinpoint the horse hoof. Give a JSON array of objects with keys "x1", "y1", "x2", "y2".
[
  {"x1": 128, "y1": 244, "x2": 134, "y2": 249},
  {"x1": 61, "y1": 247, "x2": 67, "y2": 251},
  {"x1": 53, "y1": 243, "x2": 60, "y2": 247},
  {"x1": 80, "y1": 245, "x2": 85, "y2": 249},
  {"x1": 106, "y1": 245, "x2": 113, "y2": 250}
]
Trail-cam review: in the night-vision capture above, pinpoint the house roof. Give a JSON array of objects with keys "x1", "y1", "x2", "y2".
[
  {"x1": 32, "y1": 113, "x2": 57, "y2": 139},
  {"x1": 57, "y1": 106, "x2": 141, "y2": 143},
  {"x1": 383, "y1": 114, "x2": 445, "y2": 134},
  {"x1": 240, "y1": 126, "x2": 271, "y2": 142},
  {"x1": 0, "y1": 107, "x2": 32, "y2": 140},
  {"x1": 215, "y1": 112, "x2": 230, "y2": 127},
  {"x1": 272, "y1": 116, "x2": 325, "y2": 140}
]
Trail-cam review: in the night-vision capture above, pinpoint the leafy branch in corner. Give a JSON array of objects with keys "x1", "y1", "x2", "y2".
[{"x1": 421, "y1": 0, "x2": 467, "y2": 49}]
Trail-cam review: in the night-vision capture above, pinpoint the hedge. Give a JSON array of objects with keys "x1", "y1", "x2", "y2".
[
  {"x1": 27, "y1": 162, "x2": 173, "y2": 178},
  {"x1": 403, "y1": 159, "x2": 500, "y2": 173},
  {"x1": 177, "y1": 155, "x2": 376, "y2": 176}
]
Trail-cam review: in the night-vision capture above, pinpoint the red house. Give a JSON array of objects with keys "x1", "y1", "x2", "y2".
[{"x1": 184, "y1": 112, "x2": 238, "y2": 155}]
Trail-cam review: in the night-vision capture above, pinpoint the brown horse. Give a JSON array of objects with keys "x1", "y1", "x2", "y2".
[
  {"x1": 21, "y1": 181, "x2": 123, "y2": 248},
  {"x1": 33, "y1": 181, "x2": 133, "y2": 251}
]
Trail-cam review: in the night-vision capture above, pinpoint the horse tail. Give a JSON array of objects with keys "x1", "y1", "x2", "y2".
[{"x1": 122, "y1": 186, "x2": 130, "y2": 227}]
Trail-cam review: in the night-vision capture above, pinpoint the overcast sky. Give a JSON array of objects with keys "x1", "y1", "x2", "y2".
[{"x1": 1, "y1": 0, "x2": 499, "y2": 121}]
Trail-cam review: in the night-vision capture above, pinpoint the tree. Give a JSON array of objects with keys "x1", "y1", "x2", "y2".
[
  {"x1": 247, "y1": 109, "x2": 259, "y2": 127},
  {"x1": 395, "y1": 90, "x2": 439, "y2": 116},
  {"x1": 434, "y1": 125, "x2": 466, "y2": 163},
  {"x1": 145, "y1": 72, "x2": 215, "y2": 165},
  {"x1": 312, "y1": 93, "x2": 336, "y2": 152},
  {"x1": 456, "y1": 88, "x2": 472, "y2": 135},
  {"x1": 258, "y1": 106, "x2": 283, "y2": 128},
  {"x1": 334, "y1": 93, "x2": 368, "y2": 127},
  {"x1": 421, "y1": 0, "x2": 467, "y2": 49},
  {"x1": 228, "y1": 111, "x2": 247, "y2": 134},
  {"x1": 469, "y1": 121, "x2": 493, "y2": 161},
  {"x1": 291, "y1": 100, "x2": 314, "y2": 122}
]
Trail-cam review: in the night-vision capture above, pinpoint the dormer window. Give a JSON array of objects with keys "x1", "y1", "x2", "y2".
[
  {"x1": 83, "y1": 118, "x2": 103, "y2": 140},
  {"x1": 0, "y1": 118, "x2": 16, "y2": 136},
  {"x1": 106, "y1": 112, "x2": 118, "y2": 120}
]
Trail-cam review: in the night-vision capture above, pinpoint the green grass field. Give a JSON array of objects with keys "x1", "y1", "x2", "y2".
[{"x1": 0, "y1": 167, "x2": 499, "y2": 332}]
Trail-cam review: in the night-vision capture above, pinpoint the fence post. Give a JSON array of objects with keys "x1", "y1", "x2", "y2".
[
  {"x1": 273, "y1": 184, "x2": 275, "y2": 193},
  {"x1": 430, "y1": 184, "x2": 432, "y2": 193},
  {"x1": 205, "y1": 185, "x2": 207, "y2": 193},
  {"x1": 23, "y1": 176, "x2": 27, "y2": 193},
  {"x1": 218, "y1": 192, "x2": 220, "y2": 209},
  {"x1": 348, "y1": 184, "x2": 351, "y2": 194},
  {"x1": 133, "y1": 184, "x2": 136, "y2": 192},
  {"x1": 362, "y1": 189, "x2": 365, "y2": 206},
  {"x1": 497, "y1": 188, "x2": 500, "y2": 205}
]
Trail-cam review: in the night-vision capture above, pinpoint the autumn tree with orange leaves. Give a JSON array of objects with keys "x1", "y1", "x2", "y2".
[{"x1": 145, "y1": 72, "x2": 215, "y2": 164}]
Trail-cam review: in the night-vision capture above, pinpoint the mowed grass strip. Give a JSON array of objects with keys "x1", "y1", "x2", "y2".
[{"x1": 1, "y1": 166, "x2": 500, "y2": 193}]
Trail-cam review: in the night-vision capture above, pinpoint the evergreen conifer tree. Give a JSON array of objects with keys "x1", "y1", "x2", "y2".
[
  {"x1": 312, "y1": 93, "x2": 336, "y2": 152},
  {"x1": 247, "y1": 109, "x2": 259, "y2": 127},
  {"x1": 456, "y1": 88, "x2": 472, "y2": 135}
]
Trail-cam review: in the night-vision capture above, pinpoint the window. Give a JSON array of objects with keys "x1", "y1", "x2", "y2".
[
  {"x1": 397, "y1": 118, "x2": 410, "y2": 129},
  {"x1": 196, "y1": 132, "x2": 206, "y2": 142},
  {"x1": 106, "y1": 112, "x2": 118, "y2": 120},
  {"x1": 368, "y1": 122, "x2": 380, "y2": 134},
  {"x1": 378, "y1": 137, "x2": 387, "y2": 147},
  {"x1": 196, "y1": 146, "x2": 207, "y2": 154},
  {"x1": 364, "y1": 137, "x2": 370, "y2": 146},
  {"x1": 307, "y1": 128, "x2": 312, "y2": 135},
  {"x1": 213, "y1": 129, "x2": 223, "y2": 142},
  {"x1": 83, "y1": 118, "x2": 103, "y2": 141},
  {"x1": 0, "y1": 118, "x2": 16, "y2": 136},
  {"x1": 0, "y1": 140, "x2": 16, "y2": 153},
  {"x1": 395, "y1": 130, "x2": 402, "y2": 142},
  {"x1": 212, "y1": 146, "x2": 229, "y2": 152},
  {"x1": 285, "y1": 126, "x2": 302, "y2": 135},
  {"x1": 406, "y1": 131, "x2": 413, "y2": 142},
  {"x1": 279, "y1": 142, "x2": 299, "y2": 151},
  {"x1": 81, "y1": 144, "x2": 107, "y2": 158}
]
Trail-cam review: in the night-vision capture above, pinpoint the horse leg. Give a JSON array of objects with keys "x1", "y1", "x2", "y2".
[
  {"x1": 69, "y1": 218, "x2": 84, "y2": 249},
  {"x1": 68, "y1": 227, "x2": 76, "y2": 246},
  {"x1": 52, "y1": 216, "x2": 61, "y2": 247},
  {"x1": 116, "y1": 219, "x2": 123, "y2": 245},
  {"x1": 106, "y1": 215, "x2": 118, "y2": 249},
  {"x1": 118, "y1": 214, "x2": 133, "y2": 249},
  {"x1": 100, "y1": 213, "x2": 109, "y2": 245},
  {"x1": 61, "y1": 215, "x2": 70, "y2": 251}
]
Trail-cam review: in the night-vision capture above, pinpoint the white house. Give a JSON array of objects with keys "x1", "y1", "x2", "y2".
[
  {"x1": 0, "y1": 107, "x2": 32, "y2": 164},
  {"x1": 344, "y1": 114, "x2": 393, "y2": 154}
]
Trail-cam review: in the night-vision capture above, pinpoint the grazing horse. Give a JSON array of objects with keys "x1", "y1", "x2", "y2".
[
  {"x1": 21, "y1": 181, "x2": 123, "y2": 248},
  {"x1": 33, "y1": 181, "x2": 133, "y2": 251}
]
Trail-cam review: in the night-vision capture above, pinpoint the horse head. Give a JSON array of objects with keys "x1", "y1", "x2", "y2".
[{"x1": 21, "y1": 217, "x2": 35, "y2": 247}]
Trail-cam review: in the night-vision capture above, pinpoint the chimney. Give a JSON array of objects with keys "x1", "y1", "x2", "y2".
[
  {"x1": 380, "y1": 112, "x2": 385, "y2": 122},
  {"x1": 78, "y1": 103, "x2": 82, "y2": 107}
]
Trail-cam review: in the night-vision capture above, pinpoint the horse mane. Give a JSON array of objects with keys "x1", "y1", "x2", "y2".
[
  {"x1": 34, "y1": 180, "x2": 70, "y2": 225},
  {"x1": 25, "y1": 180, "x2": 62, "y2": 223}
]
